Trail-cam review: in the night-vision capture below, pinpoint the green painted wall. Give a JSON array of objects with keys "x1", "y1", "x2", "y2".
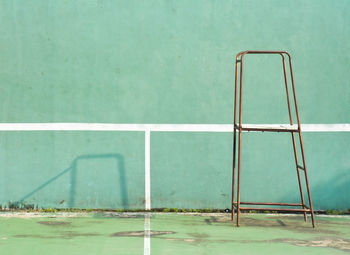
[
  {"x1": 0, "y1": 132, "x2": 145, "y2": 209},
  {"x1": 0, "y1": 0, "x2": 349, "y2": 210}
]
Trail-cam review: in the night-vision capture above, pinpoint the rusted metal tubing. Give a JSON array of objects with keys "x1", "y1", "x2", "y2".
[
  {"x1": 233, "y1": 202, "x2": 304, "y2": 207},
  {"x1": 239, "y1": 127, "x2": 298, "y2": 132},
  {"x1": 286, "y1": 53, "x2": 315, "y2": 227},
  {"x1": 238, "y1": 207, "x2": 311, "y2": 212},
  {"x1": 231, "y1": 55, "x2": 240, "y2": 222},
  {"x1": 242, "y1": 51, "x2": 290, "y2": 54},
  {"x1": 291, "y1": 132, "x2": 308, "y2": 221},
  {"x1": 236, "y1": 51, "x2": 291, "y2": 60},
  {"x1": 281, "y1": 54, "x2": 294, "y2": 124},
  {"x1": 236, "y1": 52, "x2": 244, "y2": 227},
  {"x1": 234, "y1": 124, "x2": 298, "y2": 132},
  {"x1": 280, "y1": 52, "x2": 308, "y2": 221},
  {"x1": 232, "y1": 50, "x2": 315, "y2": 228},
  {"x1": 297, "y1": 164, "x2": 305, "y2": 170}
]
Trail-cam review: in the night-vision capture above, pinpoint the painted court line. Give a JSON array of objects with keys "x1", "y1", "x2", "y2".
[
  {"x1": 0, "y1": 123, "x2": 349, "y2": 132},
  {"x1": 145, "y1": 130, "x2": 151, "y2": 211},
  {"x1": 144, "y1": 213, "x2": 151, "y2": 255}
]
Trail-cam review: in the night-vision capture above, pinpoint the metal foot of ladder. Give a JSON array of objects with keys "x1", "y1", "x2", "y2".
[{"x1": 231, "y1": 51, "x2": 315, "y2": 228}]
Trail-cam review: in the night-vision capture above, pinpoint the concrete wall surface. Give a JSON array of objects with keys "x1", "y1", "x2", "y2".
[{"x1": 0, "y1": 0, "x2": 349, "y2": 210}]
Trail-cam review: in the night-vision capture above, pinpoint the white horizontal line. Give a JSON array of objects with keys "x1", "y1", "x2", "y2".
[
  {"x1": 300, "y1": 124, "x2": 350, "y2": 132},
  {"x1": 0, "y1": 123, "x2": 348, "y2": 132}
]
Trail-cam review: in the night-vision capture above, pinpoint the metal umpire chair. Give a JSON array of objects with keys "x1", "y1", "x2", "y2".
[{"x1": 232, "y1": 50, "x2": 315, "y2": 227}]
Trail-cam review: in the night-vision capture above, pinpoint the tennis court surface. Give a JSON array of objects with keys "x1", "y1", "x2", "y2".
[{"x1": 0, "y1": 212, "x2": 349, "y2": 255}]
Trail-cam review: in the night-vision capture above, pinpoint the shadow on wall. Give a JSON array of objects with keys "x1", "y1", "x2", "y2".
[
  {"x1": 310, "y1": 169, "x2": 350, "y2": 210},
  {"x1": 14, "y1": 153, "x2": 128, "y2": 209},
  {"x1": 277, "y1": 168, "x2": 350, "y2": 211}
]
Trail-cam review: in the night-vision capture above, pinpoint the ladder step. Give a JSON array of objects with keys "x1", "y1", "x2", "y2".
[
  {"x1": 233, "y1": 201, "x2": 303, "y2": 206},
  {"x1": 237, "y1": 207, "x2": 310, "y2": 212},
  {"x1": 297, "y1": 164, "x2": 305, "y2": 170},
  {"x1": 234, "y1": 124, "x2": 298, "y2": 133}
]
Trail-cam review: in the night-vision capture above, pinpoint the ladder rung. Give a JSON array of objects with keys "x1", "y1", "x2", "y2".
[
  {"x1": 297, "y1": 164, "x2": 305, "y2": 170},
  {"x1": 234, "y1": 124, "x2": 298, "y2": 133},
  {"x1": 233, "y1": 201, "x2": 303, "y2": 207},
  {"x1": 237, "y1": 207, "x2": 310, "y2": 212}
]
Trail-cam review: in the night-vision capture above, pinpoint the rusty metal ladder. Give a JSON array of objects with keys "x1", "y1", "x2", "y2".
[{"x1": 231, "y1": 50, "x2": 315, "y2": 227}]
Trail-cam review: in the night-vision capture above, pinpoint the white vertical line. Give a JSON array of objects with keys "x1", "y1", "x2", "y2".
[
  {"x1": 145, "y1": 130, "x2": 151, "y2": 210},
  {"x1": 144, "y1": 213, "x2": 151, "y2": 255}
]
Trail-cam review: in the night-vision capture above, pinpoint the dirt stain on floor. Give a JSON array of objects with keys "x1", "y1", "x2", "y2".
[
  {"x1": 37, "y1": 221, "x2": 71, "y2": 226},
  {"x1": 160, "y1": 235, "x2": 350, "y2": 252},
  {"x1": 14, "y1": 234, "x2": 58, "y2": 239},
  {"x1": 60, "y1": 231, "x2": 100, "y2": 238},
  {"x1": 110, "y1": 231, "x2": 175, "y2": 237},
  {"x1": 93, "y1": 213, "x2": 146, "y2": 219},
  {"x1": 188, "y1": 233, "x2": 210, "y2": 238},
  {"x1": 14, "y1": 231, "x2": 100, "y2": 239},
  {"x1": 204, "y1": 216, "x2": 229, "y2": 226},
  {"x1": 283, "y1": 237, "x2": 350, "y2": 252},
  {"x1": 208, "y1": 216, "x2": 342, "y2": 235},
  {"x1": 85, "y1": 220, "x2": 105, "y2": 224},
  {"x1": 163, "y1": 237, "x2": 208, "y2": 245}
]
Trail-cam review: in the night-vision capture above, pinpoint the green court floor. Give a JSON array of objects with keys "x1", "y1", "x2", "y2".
[{"x1": 0, "y1": 212, "x2": 349, "y2": 255}]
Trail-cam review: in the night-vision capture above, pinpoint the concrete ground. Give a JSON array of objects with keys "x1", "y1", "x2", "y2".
[{"x1": 0, "y1": 212, "x2": 349, "y2": 255}]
